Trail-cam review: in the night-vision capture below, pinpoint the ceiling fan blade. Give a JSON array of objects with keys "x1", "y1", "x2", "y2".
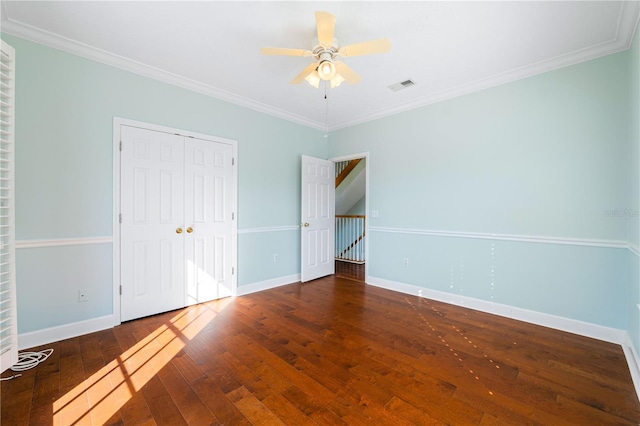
[
  {"x1": 315, "y1": 11, "x2": 335, "y2": 48},
  {"x1": 261, "y1": 47, "x2": 312, "y2": 57},
  {"x1": 338, "y1": 38, "x2": 391, "y2": 57},
  {"x1": 290, "y1": 62, "x2": 319, "y2": 84},
  {"x1": 334, "y1": 62, "x2": 361, "y2": 85}
]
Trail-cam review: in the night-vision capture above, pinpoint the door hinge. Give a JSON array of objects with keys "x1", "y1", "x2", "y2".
[
  {"x1": 119, "y1": 141, "x2": 123, "y2": 152},
  {"x1": 119, "y1": 213, "x2": 122, "y2": 224},
  {"x1": 232, "y1": 212, "x2": 235, "y2": 220},
  {"x1": 119, "y1": 285, "x2": 122, "y2": 295},
  {"x1": 232, "y1": 267, "x2": 235, "y2": 275},
  {"x1": 232, "y1": 157, "x2": 235, "y2": 166}
]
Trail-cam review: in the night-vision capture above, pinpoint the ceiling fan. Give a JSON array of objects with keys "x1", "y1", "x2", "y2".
[{"x1": 260, "y1": 11, "x2": 391, "y2": 89}]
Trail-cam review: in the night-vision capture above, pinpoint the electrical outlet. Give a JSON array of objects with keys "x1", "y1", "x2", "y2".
[
  {"x1": 371, "y1": 210, "x2": 379, "y2": 218},
  {"x1": 273, "y1": 253, "x2": 279, "y2": 262},
  {"x1": 403, "y1": 258, "x2": 409, "y2": 267},
  {"x1": 78, "y1": 290, "x2": 88, "y2": 302}
]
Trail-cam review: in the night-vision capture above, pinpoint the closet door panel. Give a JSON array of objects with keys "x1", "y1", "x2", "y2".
[
  {"x1": 121, "y1": 126, "x2": 185, "y2": 322},
  {"x1": 184, "y1": 138, "x2": 234, "y2": 304}
]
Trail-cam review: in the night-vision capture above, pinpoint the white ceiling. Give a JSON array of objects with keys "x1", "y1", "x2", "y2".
[{"x1": 2, "y1": 1, "x2": 639, "y2": 131}]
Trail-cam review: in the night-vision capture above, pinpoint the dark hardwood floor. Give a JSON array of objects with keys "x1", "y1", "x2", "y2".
[
  {"x1": 334, "y1": 260, "x2": 365, "y2": 282},
  {"x1": 2, "y1": 275, "x2": 639, "y2": 425}
]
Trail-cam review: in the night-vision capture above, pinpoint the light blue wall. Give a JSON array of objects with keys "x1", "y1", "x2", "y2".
[
  {"x1": 16, "y1": 245, "x2": 113, "y2": 327},
  {"x1": 330, "y1": 52, "x2": 631, "y2": 329},
  {"x1": 238, "y1": 230, "x2": 300, "y2": 285},
  {"x1": 4, "y1": 28, "x2": 639, "y2": 339},
  {"x1": 2, "y1": 34, "x2": 326, "y2": 333},
  {"x1": 370, "y1": 232, "x2": 627, "y2": 327},
  {"x1": 630, "y1": 29, "x2": 640, "y2": 251},
  {"x1": 628, "y1": 26, "x2": 640, "y2": 353}
]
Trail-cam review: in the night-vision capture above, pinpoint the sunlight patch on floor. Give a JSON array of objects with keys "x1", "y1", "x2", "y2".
[{"x1": 52, "y1": 298, "x2": 231, "y2": 425}]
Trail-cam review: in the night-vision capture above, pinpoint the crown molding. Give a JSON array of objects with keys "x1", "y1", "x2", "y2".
[
  {"x1": 0, "y1": 17, "x2": 327, "y2": 131},
  {"x1": 2, "y1": 1, "x2": 638, "y2": 133},
  {"x1": 331, "y1": 0, "x2": 640, "y2": 131},
  {"x1": 621, "y1": 0, "x2": 640, "y2": 50}
]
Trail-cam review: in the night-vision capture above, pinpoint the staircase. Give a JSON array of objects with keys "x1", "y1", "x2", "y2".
[{"x1": 335, "y1": 159, "x2": 361, "y2": 187}]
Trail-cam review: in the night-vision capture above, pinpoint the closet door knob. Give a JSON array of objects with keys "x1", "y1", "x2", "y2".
[
  {"x1": 186, "y1": 227, "x2": 193, "y2": 233},
  {"x1": 176, "y1": 227, "x2": 183, "y2": 234}
]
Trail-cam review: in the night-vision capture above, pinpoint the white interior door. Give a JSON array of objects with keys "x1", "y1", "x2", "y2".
[
  {"x1": 184, "y1": 137, "x2": 234, "y2": 305},
  {"x1": 301, "y1": 155, "x2": 335, "y2": 282},
  {"x1": 120, "y1": 125, "x2": 236, "y2": 322},
  {"x1": 120, "y1": 126, "x2": 185, "y2": 321}
]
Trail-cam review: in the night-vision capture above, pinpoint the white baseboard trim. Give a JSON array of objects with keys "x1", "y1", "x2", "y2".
[
  {"x1": 18, "y1": 314, "x2": 115, "y2": 350},
  {"x1": 17, "y1": 272, "x2": 301, "y2": 349},
  {"x1": 367, "y1": 276, "x2": 626, "y2": 345},
  {"x1": 621, "y1": 333, "x2": 640, "y2": 399},
  {"x1": 236, "y1": 274, "x2": 301, "y2": 296}
]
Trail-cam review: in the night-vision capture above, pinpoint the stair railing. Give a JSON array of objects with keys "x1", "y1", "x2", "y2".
[
  {"x1": 335, "y1": 215, "x2": 365, "y2": 263},
  {"x1": 335, "y1": 159, "x2": 362, "y2": 188}
]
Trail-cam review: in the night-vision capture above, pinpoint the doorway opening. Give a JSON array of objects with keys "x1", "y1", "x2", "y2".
[{"x1": 332, "y1": 154, "x2": 368, "y2": 282}]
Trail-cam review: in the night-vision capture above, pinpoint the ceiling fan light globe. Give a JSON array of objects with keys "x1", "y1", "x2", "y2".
[
  {"x1": 330, "y1": 74, "x2": 345, "y2": 88},
  {"x1": 318, "y1": 60, "x2": 336, "y2": 81},
  {"x1": 305, "y1": 71, "x2": 321, "y2": 88}
]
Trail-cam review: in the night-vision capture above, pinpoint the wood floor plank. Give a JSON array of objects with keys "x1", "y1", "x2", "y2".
[
  {"x1": 349, "y1": 361, "x2": 485, "y2": 425},
  {"x1": 118, "y1": 390, "x2": 156, "y2": 426},
  {"x1": 2, "y1": 276, "x2": 639, "y2": 424},
  {"x1": 384, "y1": 396, "x2": 447, "y2": 425},
  {"x1": 308, "y1": 406, "x2": 350, "y2": 426},
  {"x1": 169, "y1": 350, "x2": 206, "y2": 384},
  {"x1": 517, "y1": 368, "x2": 640, "y2": 422},
  {"x1": 334, "y1": 383, "x2": 413, "y2": 425},
  {"x1": 140, "y1": 375, "x2": 188, "y2": 426},
  {"x1": 280, "y1": 384, "x2": 331, "y2": 417},
  {"x1": 226, "y1": 385, "x2": 285, "y2": 426},
  {"x1": 327, "y1": 395, "x2": 377, "y2": 426},
  {"x1": 189, "y1": 376, "x2": 248, "y2": 425},
  {"x1": 260, "y1": 393, "x2": 316, "y2": 426},
  {"x1": 555, "y1": 393, "x2": 638, "y2": 426},
  {"x1": 228, "y1": 332, "x2": 336, "y2": 405},
  {"x1": 1, "y1": 370, "x2": 35, "y2": 426},
  {"x1": 156, "y1": 361, "x2": 216, "y2": 425},
  {"x1": 219, "y1": 351, "x2": 290, "y2": 400}
]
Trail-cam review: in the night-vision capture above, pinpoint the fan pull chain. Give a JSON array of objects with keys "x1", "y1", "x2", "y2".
[{"x1": 324, "y1": 82, "x2": 329, "y2": 138}]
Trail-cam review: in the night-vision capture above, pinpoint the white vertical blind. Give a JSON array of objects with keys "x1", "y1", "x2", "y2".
[{"x1": 0, "y1": 39, "x2": 17, "y2": 373}]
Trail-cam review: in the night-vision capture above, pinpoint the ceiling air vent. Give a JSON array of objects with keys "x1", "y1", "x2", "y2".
[{"x1": 388, "y1": 79, "x2": 417, "y2": 92}]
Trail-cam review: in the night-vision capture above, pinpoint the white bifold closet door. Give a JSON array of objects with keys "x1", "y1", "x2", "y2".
[
  {"x1": 120, "y1": 125, "x2": 233, "y2": 322},
  {"x1": 184, "y1": 136, "x2": 234, "y2": 305}
]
